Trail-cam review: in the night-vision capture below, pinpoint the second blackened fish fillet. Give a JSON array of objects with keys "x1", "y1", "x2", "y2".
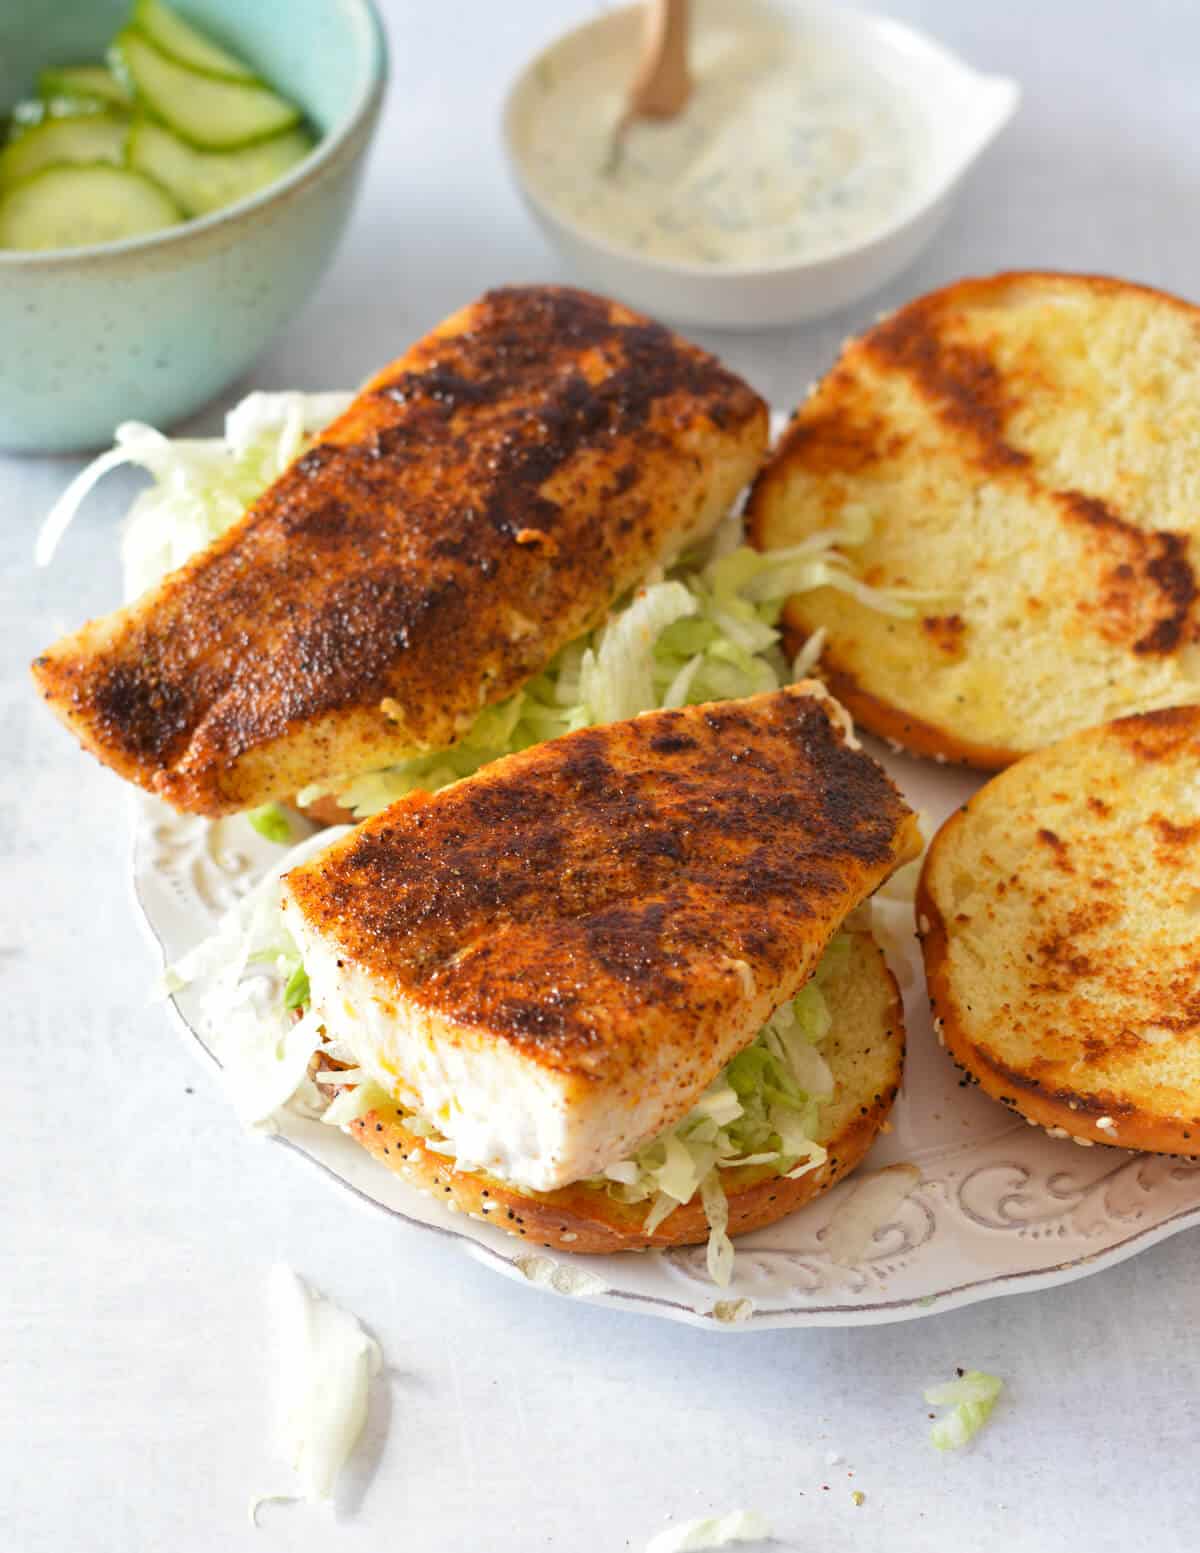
[
  {"x1": 33, "y1": 286, "x2": 767, "y2": 814},
  {"x1": 282, "y1": 683, "x2": 921, "y2": 1190}
]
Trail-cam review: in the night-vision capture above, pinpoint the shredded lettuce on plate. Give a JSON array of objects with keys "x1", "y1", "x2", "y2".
[
  {"x1": 164, "y1": 822, "x2": 355, "y2": 1127},
  {"x1": 589, "y1": 949, "x2": 845, "y2": 1284},
  {"x1": 36, "y1": 388, "x2": 922, "y2": 822},
  {"x1": 248, "y1": 802, "x2": 295, "y2": 845},
  {"x1": 925, "y1": 1370, "x2": 1004, "y2": 1450}
]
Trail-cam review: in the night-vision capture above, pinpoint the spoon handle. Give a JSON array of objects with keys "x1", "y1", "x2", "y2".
[{"x1": 628, "y1": 0, "x2": 692, "y2": 119}]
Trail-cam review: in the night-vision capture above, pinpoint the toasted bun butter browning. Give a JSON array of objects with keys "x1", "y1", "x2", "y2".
[
  {"x1": 748, "y1": 272, "x2": 1200, "y2": 766},
  {"x1": 33, "y1": 286, "x2": 767, "y2": 814},
  {"x1": 919, "y1": 705, "x2": 1200, "y2": 1152}
]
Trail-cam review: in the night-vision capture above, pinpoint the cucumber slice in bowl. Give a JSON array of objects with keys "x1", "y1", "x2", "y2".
[
  {"x1": 1, "y1": 115, "x2": 128, "y2": 186},
  {"x1": 38, "y1": 65, "x2": 132, "y2": 109},
  {"x1": 5, "y1": 96, "x2": 115, "y2": 138},
  {"x1": 0, "y1": 164, "x2": 181, "y2": 251},
  {"x1": 128, "y1": 120, "x2": 314, "y2": 216},
  {"x1": 113, "y1": 30, "x2": 300, "y2": 149},
  {"x1": 133, "y1": 0, "x2": 255, "y2": 82}
]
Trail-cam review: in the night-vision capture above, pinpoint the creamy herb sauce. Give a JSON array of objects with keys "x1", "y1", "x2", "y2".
[{"x1": 519, "y1": 17, "x2": 926, "y2": 267}]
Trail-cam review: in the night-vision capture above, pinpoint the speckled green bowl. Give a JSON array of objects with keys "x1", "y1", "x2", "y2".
[{"x1": 0, "y1": 0, "x2": 386, "y2": 452}]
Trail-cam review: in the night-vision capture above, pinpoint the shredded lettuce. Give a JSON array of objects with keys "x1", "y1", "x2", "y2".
[
  {"x1": 925, "y1": 1370, "x2": 1004, "y2": 1450},
  {"x1": 282, "y1": 961, "x2": 310, "y2": 1012},
  {"x1": 164, "y1": 822, "x2": 354, "y2": 1126},
  {"x1": 248, "y1": 802, "x2": 294, "y2": 844},
  {"x1": 645, "y1": 1509, "x2": 772, "y2": 1552},
  {"x1": 590, "y1": 953, "x2": 840, "y2": 1284},
  {"x1": 35, "y1": 390, "x2": 355, "y2": 596},
  {"x1": 264, "y1": 1264, "x2": 382, "y2": 1508},
  {"x1": 308, "y1": 539, "x2": 791, "y2": 818},
  {"x1": 319, "y1": 1077, "x2": 390, "y2": 1129},
  {"x1": 36, "y1": 388, "x2": 919, "y2": 820},
  {"x1": 315, "y1": 517, "x2": 921, "y2": 819}
]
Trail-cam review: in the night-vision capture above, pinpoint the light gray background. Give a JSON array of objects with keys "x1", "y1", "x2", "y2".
[{"x1": 5, "y1": 2, "x2": 1199, "y2": 1549}]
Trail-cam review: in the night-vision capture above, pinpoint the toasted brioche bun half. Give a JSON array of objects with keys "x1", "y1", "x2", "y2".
[
  {"x1": 918, "y1": 706, "x2": 1200, "y2": 1153},
  {"x1": 747, "y1": 272, "x2": 1200, "y2": 768},
  {"x1": 345, "y1": 930, "x2": 904, "y2": 1254}
]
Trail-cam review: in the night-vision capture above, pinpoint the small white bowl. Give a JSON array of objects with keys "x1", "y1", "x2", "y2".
[{"x1": 503, "y1": 0, "x2": 1019, "y2": 330}]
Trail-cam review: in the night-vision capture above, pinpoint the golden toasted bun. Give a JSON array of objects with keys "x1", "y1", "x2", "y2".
[
  {"x1": 918, "y1": 706, "x2": 1200, "y2": 1153},
  {"x1": 748, "y1": 272, "x2": 1200, "y2": 768},
  {"x1": 347, "y1": 930, "x2": 904, "y2": 1253}
]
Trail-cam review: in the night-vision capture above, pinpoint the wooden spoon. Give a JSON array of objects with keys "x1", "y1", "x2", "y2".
[{"x1": 605, "y1": 0, "x2": 692, "y2": 175}]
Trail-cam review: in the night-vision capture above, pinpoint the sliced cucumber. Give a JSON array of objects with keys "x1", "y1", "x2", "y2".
[
  {"x1": 113, "y1": 29, "x2": 300, "y2": 149},
  {"x1": 0, "y1": 163, "x2": 181, "y2": 251},
  {"x1": 38, "y1": 65, "x2": 132, "y2": 108},
  {"x1": 128, "y1": 119, "x2": 313, "y2": 216},
  {"x1": 0, "y1": 114, "x2": 128, "y2": 186},
  {"x1": 6, "y1": 98, "x2": 55, "y2": 139},
  {"x1": 133, "y1": 0, "x2": 255, "y2": 82},
  {"x1": 5, "y1": 95, "x2": 113, "y2": 140}
]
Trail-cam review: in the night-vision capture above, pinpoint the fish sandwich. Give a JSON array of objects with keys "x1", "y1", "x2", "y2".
[{"x1": 277, "y1": 685, "x2": 919, "y2": 1279}]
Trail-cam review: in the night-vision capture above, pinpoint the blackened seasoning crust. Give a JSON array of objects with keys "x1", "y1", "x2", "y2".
[
  {"x1": 283, "y1": 685, "x2": 921, "y2": 1084},
  {"x1": 32, "y1": 286, "x2": 767, "y2": 815}
]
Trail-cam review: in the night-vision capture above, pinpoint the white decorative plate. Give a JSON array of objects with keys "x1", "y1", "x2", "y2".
[{"x1": 131, "y1": 737, "x2": 1200, "y2": 1330}]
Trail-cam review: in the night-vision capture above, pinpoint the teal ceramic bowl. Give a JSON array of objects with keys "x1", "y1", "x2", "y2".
[{"x1": 0, "y1": 0, "x2": 386, "y2": 452}]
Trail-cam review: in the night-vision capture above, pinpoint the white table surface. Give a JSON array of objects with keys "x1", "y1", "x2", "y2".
[{"x1": 5, "y1": 2, "x2": 1200, "y2": 1548}]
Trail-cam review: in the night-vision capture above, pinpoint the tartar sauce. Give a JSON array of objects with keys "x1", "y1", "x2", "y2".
[{"x1": 517, "y1": 12, "x2": 927, "y2": 268}]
